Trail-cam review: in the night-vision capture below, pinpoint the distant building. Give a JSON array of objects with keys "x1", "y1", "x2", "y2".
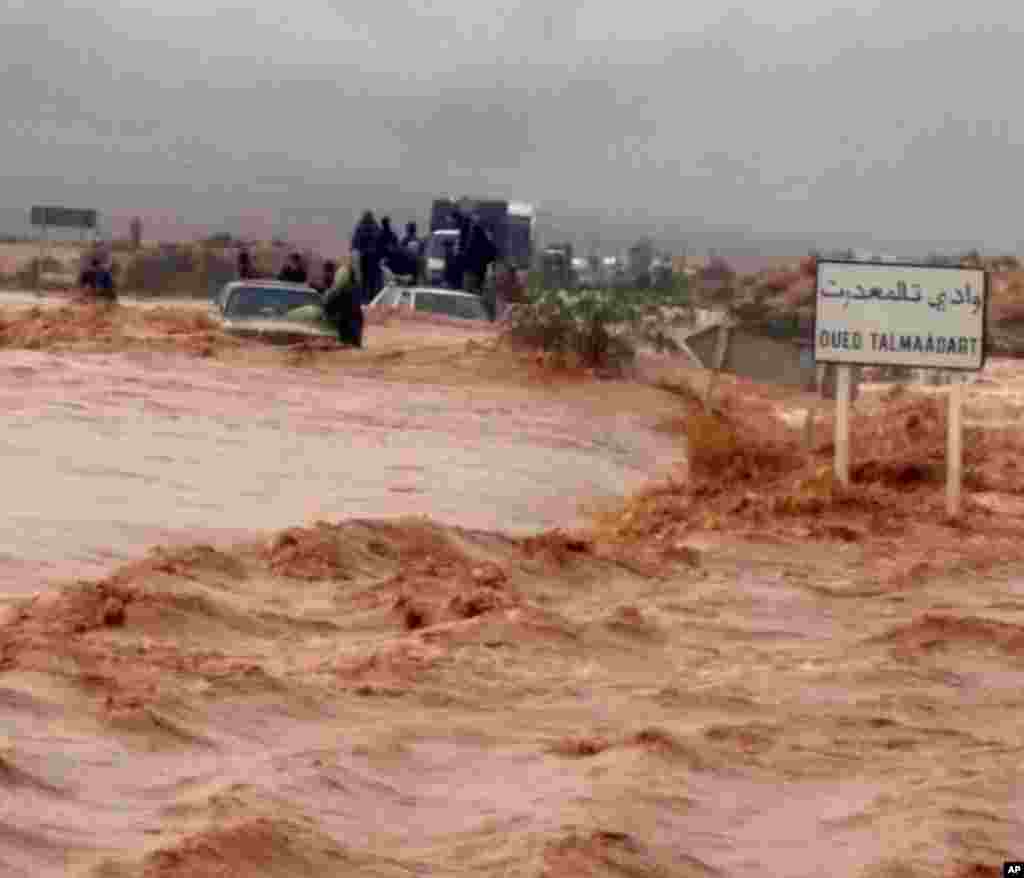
[{"x1": 628, "y1": 239, "x2": 655, "y2": 284}]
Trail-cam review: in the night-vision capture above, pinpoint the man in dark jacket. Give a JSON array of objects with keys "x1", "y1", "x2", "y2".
[
  {"x1": 463, "y1": 217, "x2": 497, "y2": 295},
  {"x1": 442, "y1": 238, "x2": 462, "y2": 289},
  {"x1": 378, "y1": 217, "x2": 399, "y2": 253},
  {"x1": 279, "y1": 252, "x2": 307, "y2": 283},
  {"x1": 401, "y1": 221, "x2": 419, "y2": 250},
  {"x1": 454, "y1": 210, "x2": 471, "y2": 260},
  {"x1": 351, "y1": 211, "x2": 381, "y2": 304},
  {"x1": 400, "y1": 222, "x2": 424, "y2": 283},
  {"x1": 377, "y1": 218, "x2": 399, "y2": 286}
]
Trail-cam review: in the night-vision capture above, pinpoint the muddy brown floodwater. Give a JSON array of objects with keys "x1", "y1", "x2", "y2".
[
  {"x1": 1, "y1": 298, "x2": 1024, "y2": 878},
  {"x1": 0, "y1": 341, "x2": 677, "y2": 594}
]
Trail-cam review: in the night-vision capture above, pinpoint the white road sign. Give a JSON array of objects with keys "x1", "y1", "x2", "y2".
[{"x1": 815, "y1": 260, "x2": 987, "y2": 371}]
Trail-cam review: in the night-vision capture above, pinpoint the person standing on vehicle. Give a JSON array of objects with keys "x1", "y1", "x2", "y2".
[
  {"x1": 454, "y1": 209, "x2": 471, "y2": 266},
  {"x1": 400, "y1": 221, "x2": 424, "y2": 283},
  {"x1": 464, "y1": 216, "x2": 497, "y2": 296},
  {"x1": 351, "y1": 211, "x2": 381, "y2": 305},
  {"x1": 377, "y1": 217, "x2": 399, "y2": 270},
  {"x1": 442, "y1": 237, "x2": 461, "y2": 289},
  {"x1": 401, "y1": 221, "x2": 419, "y2": 249}
]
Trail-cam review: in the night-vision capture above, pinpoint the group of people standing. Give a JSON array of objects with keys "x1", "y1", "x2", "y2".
[
  {"x1": 229, "y1": 206, "x2": 504, "y2": 345},
  {"x1": 237, "y1": 206, "x2": 500, "y2": 305},
  {"x1": 351, "y1": 208, "x2": 499, "y2": 303},
  {"x1": 350, "y1": 211, "x2": 426, "y2": 304}
]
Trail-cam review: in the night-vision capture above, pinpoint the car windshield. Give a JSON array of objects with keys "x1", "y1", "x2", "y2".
[
  {"x1": 226, "y1": 286, "x2": 320, "y2": 318},
  {"x1": 414, "y1": 291, "x2": 487, "y2": 320}
]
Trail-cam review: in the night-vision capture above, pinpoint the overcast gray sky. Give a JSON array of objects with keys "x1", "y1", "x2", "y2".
[{"x1": 2, "y1": 0, "x2": 1023, "y2": 253}]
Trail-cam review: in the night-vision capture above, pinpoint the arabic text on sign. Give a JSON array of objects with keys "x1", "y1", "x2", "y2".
[{"x1": 820, "y1": 281, "x2": 982, "y2": 314}]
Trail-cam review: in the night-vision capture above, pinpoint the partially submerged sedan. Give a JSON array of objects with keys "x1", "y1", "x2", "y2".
[
  {"x1": 213, "y1": 281, "x2": 340, "y2": 343},
  {"x1": 367, "y1": 285, "x2": 491, "y2": 322}
]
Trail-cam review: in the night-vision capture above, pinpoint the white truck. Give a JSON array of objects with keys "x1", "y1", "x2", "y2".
[{"x1": 425, "y1": 197, "x2": 536, "y2": 286}]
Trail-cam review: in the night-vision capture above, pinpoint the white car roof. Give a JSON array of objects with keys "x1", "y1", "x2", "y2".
[
  {"x1": 399, "y1": 286, "x2": 480, "y2": 298},
  {"x1": 224, "y1": 280, "x2": 317, "y2": 292}
]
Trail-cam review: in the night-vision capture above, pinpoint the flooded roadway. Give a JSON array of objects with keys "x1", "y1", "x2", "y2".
[{"x1": 0, "y1": 345, "x2": 678, "y2": 595}]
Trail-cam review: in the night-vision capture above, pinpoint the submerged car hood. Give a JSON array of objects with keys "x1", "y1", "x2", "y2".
[{"x1": 220, "y1": 317, "x2": 338, "y2": 341}]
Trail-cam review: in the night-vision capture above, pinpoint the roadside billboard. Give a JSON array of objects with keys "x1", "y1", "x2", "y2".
[
  {"x1": 815, "y1": 260, "x2": 987, "y2": 371},
  {"x1": 30, "y1": 206, "x2": 98, "y2": 230}
]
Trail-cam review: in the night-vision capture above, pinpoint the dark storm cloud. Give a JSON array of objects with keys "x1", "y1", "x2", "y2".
[{"x1": 3, "y1": 0, "x2": 1024, "y2": 252}]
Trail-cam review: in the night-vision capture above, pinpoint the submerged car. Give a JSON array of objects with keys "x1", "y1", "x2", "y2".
[
  {"x1": 213, "y1": 281, "x2": 340, "y2": 343},
  {"x1": 367, "y1": 285, "x2": 490, "y2": 322}
]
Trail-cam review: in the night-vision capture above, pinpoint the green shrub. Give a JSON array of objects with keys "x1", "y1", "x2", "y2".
[{"x1": 502, "y1": 282, "x2": 691, "y2": 373}]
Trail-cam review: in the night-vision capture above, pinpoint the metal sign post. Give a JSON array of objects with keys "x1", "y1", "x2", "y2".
[
  {"x1": 947, "y1": 377, "x2": 964, "y2": 517},
  {"x1": 834, "y1": 364, "x2": 852, "y2": 487},
  {"x1": 814, "y1": 259, "x2": 987, "y2": 514},
  {"x1": 702, "y1": 321, "x2": 732, "y2": 412},
  {"x1": 37, "y1": 219, "x2": 47, "y2": 295},
  {"x1": 803, "y1": 401, "x2": 817, "y2": 452}
]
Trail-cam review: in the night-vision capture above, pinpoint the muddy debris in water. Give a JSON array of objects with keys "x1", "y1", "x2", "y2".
[
  {"x1": 109, "y1": 544, "x2": 248, "y2": 585},
  {"x1": 0, "y1": 303, "x2": 121, "y2": 349},
  {"x1": 594, "y1": 386, "x2": 1024, "y2": 578},
  {"x1": 383, "y1": 556, "x2": 521, "y2": 632},
  {"x1": 627, "y1": 727, "x2": 690, "y2": 759},
  {"x1": 549, "y1": 735, "x2": 613, "y2": 758},
  {"x1": 2, "y1": 580, "x2": 139, "y2": 641},
  {"x1": 947, "y1": 864, "x2": 1002, "y2": 878},
  {"x1": 263, "y1": 524, "x2": 357, "y2": 581},
  {"x1": 875, "y1": 613, "x2": 1024, "y2": 658},
  {"x1": 540, "y1": 830, "x2": 687, "y2": 878},
  {"x1": 335, "y1": 637, "x2": 446, "y2": 689},
  {"x1": 520, "y1": 529, "x2": 594, "y2": 567},
  {"x1": 703, "y1": 722, "x2": 778, "y2": 757},
  {"x1": 134, "y1": 815, "x2": 396, "y2": 878},
  {"x1": 141, "y1": 307, "x2": 219, "y2": 335},
  {"x1": 605, "y1": 605, "x2": 662, "y2": 638}
]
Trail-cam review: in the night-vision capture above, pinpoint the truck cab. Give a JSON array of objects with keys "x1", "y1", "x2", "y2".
[
  {"x1": 427, "y1": 197, "x2": 535, "y2": 287},
  {"x1": 425, "y1": 229, "x2": 460, "y2": 286}
]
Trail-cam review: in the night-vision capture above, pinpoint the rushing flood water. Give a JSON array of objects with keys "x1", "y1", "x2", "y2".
[
  {"x1": 0, "y1": 347, "x2": 678, "y2": 594},
  {"x1": 2, "y1": 298, "x2": 1023, "y2": 877}
]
